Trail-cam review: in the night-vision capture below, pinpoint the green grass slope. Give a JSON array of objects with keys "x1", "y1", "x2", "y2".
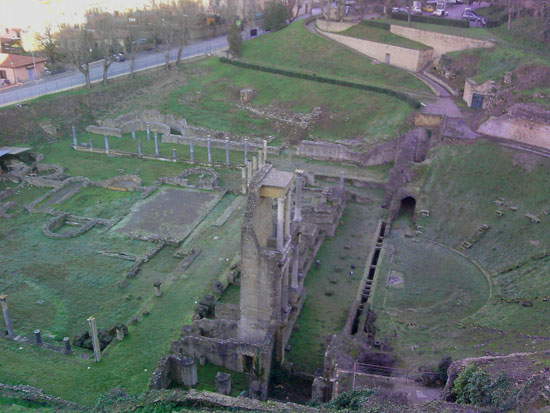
[
  {"x1": 341, "y1": 23, "x2": 431, "y2": 50},
  {"x1": 241, "y1": 21, "x2": 429, "y2": 93}
]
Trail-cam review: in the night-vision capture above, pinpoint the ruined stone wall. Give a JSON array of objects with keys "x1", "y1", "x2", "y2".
[
  {"x1": 297, "y1": 140, "x2": 397, "y2": 167},
  {"x1": 316, "y1": 30, "x2": 433, "y2": 72},
  {"x1": 390, "y1": 25, "x2": 494, "y2": 60}
]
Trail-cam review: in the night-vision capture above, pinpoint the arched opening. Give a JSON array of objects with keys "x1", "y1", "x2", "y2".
[{"x1": 398, "y1": 196, "x2": 416, "y2": 220}]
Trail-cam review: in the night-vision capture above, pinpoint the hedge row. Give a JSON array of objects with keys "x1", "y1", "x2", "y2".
[
  {"x1": 391, "y1": 12, "x2": 470, "y2": 28},
  {"x1": 361, "y1": 20, "x2": 391, "y2": 31},
  {"x1": 219, "y1": 57, "x2": 421, "y2": 108}
]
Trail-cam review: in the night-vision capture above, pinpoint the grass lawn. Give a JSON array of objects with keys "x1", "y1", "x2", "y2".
[
  {"x1": 341, "y1": 23, "x2": 431, "y2": 50},
  {"x1": 0, "y1": 183, "x2": 243, "y2": 405},
  {"x1": 371, "y1": 141, "x2": 550, "y2": 370},
  {"x1": 241, "y1": 21, "x2": 429, "y2": 93},
  {"x1": 287, "y1": 198, "x2": 385, "y2": 374},
  {"x1": 166, "y1": 58, "x2": 416, "y2": 145}
]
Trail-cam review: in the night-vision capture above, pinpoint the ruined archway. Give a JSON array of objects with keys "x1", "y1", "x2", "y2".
[{"x1": 397, "y1": 196, "x2": 416, "y2": 220}]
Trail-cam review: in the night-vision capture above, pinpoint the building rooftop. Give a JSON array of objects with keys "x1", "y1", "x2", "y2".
[
  {"x1": 0, "y1": 146, "x2": 31, "y2": 158},
  {"x1": 0, "y1": 53, "x2": 46, "y2": 68}
]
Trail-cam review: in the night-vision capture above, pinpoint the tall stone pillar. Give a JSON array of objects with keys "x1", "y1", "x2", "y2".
[
  {"x1": 131, "y1": 130, "x2": 136, "y2": 140},
  {"x1": 291, "y1": 233, "x2": 301, "y2": 289},
  {"x1": 154, "y1": 133, "x2": 160, "y2": 156},
  {"x1": 172, "y1": 148, "x2": 177, "y2": 161},
  {"x1": 104, "y1": 136, "x2": 110, "y2": 154},
  {"x1": 263, "y1": 139, "x2": 268, "y2": 163},
  {"x1": 284, "y1": 191, "x2": 292, "y2": 240},
  {"x1": 241, "y1": 167, "x2": 248, "y2": 194},
  {"x1": 0, "y1": 295, "x2": 14, "y2": 338},
  {"x1": 247, "y1": 161, "x2": 253, "y2": 185},
  {"x1": 277, "y1": 197, "x2": 285, "y2": 251},
  {"x1": 207, "y1": 138, "x2": 212, "y2": 165},
  {"x1": 137, "y1": 140, "x2": 143, "y2": 156},
  {"x1": 72, "y1": 125, "x2": 77, "y2": 147},
  {"x1": 87, "y1": 316, "x2": 101, "y2": 362},
  {"x1": 215, "y1": 372, "x2": 232, "y2": 395},
  {"x1": 146, "y1": 124, "x2": 151, "y2": 141},
  {"x1": 189, "y1": 141, "x2": 195, "y2": 163},
  {"x1": 225, "y1": 138, "x2": 230, "y2": 166},
  {"x1": 294, "y1": 170, "x2": 304, "y2": 222},
  {"x1": 181, "y1": 356, "x2": 198, "y2": 387},
  {"x1": 252, "y1": 156, "x2": 257, "y2": 174},
  {"x1": 89, "y1": 139, "x2": 93, "y2": 151},
  {"x1": 244, "y1": 138, "x2": 249, "y2": 163}
]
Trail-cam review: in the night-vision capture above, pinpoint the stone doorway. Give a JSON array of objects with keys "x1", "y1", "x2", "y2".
[{"x1": 397, "y1": 196, "x2": 416, "y2": 220}]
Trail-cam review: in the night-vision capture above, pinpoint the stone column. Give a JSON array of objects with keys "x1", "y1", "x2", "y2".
[
  {"x1": 285, "y1": 190, "x2": 292, "y2": 240},
  {"x1": 247, "y1": 161, "x2": 253, "y2": 185},
  {"x1": 207, "y1": 138, "x2": 212, "y2": 165},
  {"x1": 89, "y1": 139, "x2": 93, "y2": 151},
  {"x1": 0, "y1": 295, "x2": 14, "y2": 338},
  {"x1": 154, "y1": 133, "x2": 160, "y2": 156},
  {"x1": 241, "y1": 167, "x2": 247, "y2": 194},
  {"x1": 291, "y1": 233, "x2": 301, "y2": 289},
  {"x1": 63, "y1": 337, "x2": 72, "y2": 354},
  {"x1": 115, "y1": 327, "x2": 125, "y2": 341},
  {"x1": 104, "y1": 136, "x2": 110, "y2": 154},
  {"x1": 294, "y1": 170, "x2": 304, "y2": 222},
  {"x1": 181, "y1": 356, "x2": 198, "y2": 386},
  {"x1": 339, "y1": 175, "x2": 345, "y2": 190},
  {"x1": 258, "y1": 149, "x2": 263, "y2": 169},
  {"x1": 252, "y1": 156, "x2": 257, "y2": 174},
  {"x1": 189, "y1": 141, "x2": 195, "y2": 163},
  {"x1": 172, "y1": 148, "x2": 177, "y2": 162},
  {"x1": 277, "y1": 197, "x2": 285, "y2": 251},
  {"x1": 87, "y1": 316, "x2": 101, "y2": 362},
  {"x1": 34, "y1": 329, "x2": 42, "y2": 345},
  {"x1": 263, "y1": 139, "x2": 268, "y2": 163},
  {"x1": 215, "y1": 372, "x2": 231, "y2": 395},
  {"x1": 244, "y1": 138, "x2": 249, "y2": 163},
  {"x1": 153, "y1": 281, "x2": 162, "y2": 297},
  {"x1": 225, "y1": 138, "x2": 230, "y2": 166},
  {"x1": 131, "y1": 130, "x2": 136, "y2": 140},
  {"x1": 146, "y1": 124, "x2": 151, "y2": 141},
  {"x1": 72, "y1": 125, "x2": 77, "y2": 147},
  {"x1": 137, "y1": 140, "x2": 143, "y2": 156}
]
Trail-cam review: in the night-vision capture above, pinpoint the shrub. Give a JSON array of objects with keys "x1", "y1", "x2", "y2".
[
  {"x1": 452, "y1": 365, "x2": 515, "y2": 409},
  {"x1": 263, "y1": 1, "x2": 290, "y2": 32},
  {"x1": 391, "y1": 12, "x2": 470, "y2": 28},
  {"x1": 327, "y1": 389, "x2": 375, "y2": 410}
]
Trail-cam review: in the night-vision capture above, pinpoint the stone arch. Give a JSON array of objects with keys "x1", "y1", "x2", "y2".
[{"x1": 398, "y1": 196, "x2": 416, "y2": 218}]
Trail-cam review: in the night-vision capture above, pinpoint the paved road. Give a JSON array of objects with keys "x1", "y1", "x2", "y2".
[{"x1": 0, "y1": 35, "x2": 231, "y2": 107}]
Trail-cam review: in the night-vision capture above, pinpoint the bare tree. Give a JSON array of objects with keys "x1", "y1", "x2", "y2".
[
  {"x1": 36, "y1": 26, "x2": 63, "y2": 66},
  {"x1": 58, "y1": 25, "x2": 95, "y2": 88},
  {"x1": 86, "y1": 10, "x2": 119, "y2": 85},
  {"x1": 173, "y1": 0, "x2": 199, "y2": 66}
]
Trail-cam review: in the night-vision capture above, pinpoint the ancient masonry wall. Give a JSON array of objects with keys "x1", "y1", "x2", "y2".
[
  {"x1": 297, "y1": 140, "x2": 398, "y2": 166},
  {"x1": 390, "y1": 25, "x2": 495, "y2": 61},
  {"x1": 478, "y1": 117, "x2": 550, "y2": 151},
  {"x1": 316, "y1": 29, "x2": 433, "y2": 72}
]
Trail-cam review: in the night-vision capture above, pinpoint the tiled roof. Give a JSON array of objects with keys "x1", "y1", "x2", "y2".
[{"x1": 0, "y1": 53, "x2": 47, "y2": 68}]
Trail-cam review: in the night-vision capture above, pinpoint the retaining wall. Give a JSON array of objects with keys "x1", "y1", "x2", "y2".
[
  {"x1": 477, "y1": 117, "x2": 550, "y2": 151},
  {"x1": 316, "y1": 30, "x2": 433, "y2": 72},
  {"x1": 390, "y1": 25, "x2": 494, "y2": 60},
  {"x1": 315, "y1": 19, "x2": 356, "y2": 33},
  {"x1": 297, "y1": 140, "x2": 397, "y2": 166}
]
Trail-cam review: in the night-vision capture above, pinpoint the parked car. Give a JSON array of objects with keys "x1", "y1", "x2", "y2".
[
  {"x1": 112, "y1": 52, "x2": 126, "y2": 62},
  {"x1": 412, "y1": 1, "x2": 422, "y2": 15},
  {"x1": 392, "y1": 7, "x2": 409, "y2": 14},
  {"x1": 422, "y1": 4, "x2": 435, "y2": 12},
  {"x1": 433, "y1": 8, "x2": 448, "y2": 16},
  {"x1": 462, "y1": 9, "x2": 487, "y2": 25}
]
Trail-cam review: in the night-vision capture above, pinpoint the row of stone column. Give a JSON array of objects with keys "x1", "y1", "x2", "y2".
[
  {"x1": 1, "y1": 295, "x2": 73, "y2": 354},
  {"x1": 73, "y1": 125, "x2": 268, "y2": 169},
  {"x1": 241, "y1": 140, "x2": 269, "y2": 194}
]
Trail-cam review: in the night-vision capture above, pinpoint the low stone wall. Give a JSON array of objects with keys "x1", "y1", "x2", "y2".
[
  {"x1": 318, "y1": 29, "x2": 433, "y2": 72},
  {"x1": 42, "y1": 214, "x2": 98, "y2": 239},
  {"x1": 297, "y1": 140, "x2": 397, "y2": 166},
  {"x1": 390, "y1": 25, "x2": 494, "y2": 61}
]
